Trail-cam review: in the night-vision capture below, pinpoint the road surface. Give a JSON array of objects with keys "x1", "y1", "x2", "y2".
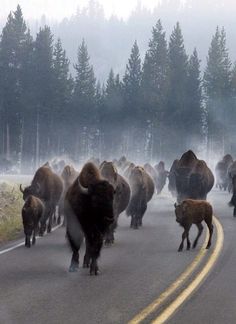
[{"x1": 0, "y1": 188, "x2": 232, "y2": 323}]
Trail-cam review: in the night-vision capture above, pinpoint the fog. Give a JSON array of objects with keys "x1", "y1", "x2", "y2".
[{"x1": 0, "y1": 1, "x2": 236, "y2": 174}]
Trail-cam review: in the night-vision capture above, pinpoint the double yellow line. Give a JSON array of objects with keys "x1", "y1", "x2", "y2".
[{"x1": 129, "y1": 216, "x2": 224, "y2": 324}]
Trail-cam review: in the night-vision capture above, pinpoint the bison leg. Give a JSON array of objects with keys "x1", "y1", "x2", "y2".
[
  {"x1": 178, "y1": 226, "x2": 191, "y2": 252},
  {"x1": 90, "y1": 258, "x2": 99, "y2": 276},
  {"x1": 47, "y1": 207, "x2": 54, "y2": 233},
  {"x1": 83, "y1": 239, "x2": 91, "y2": 268},
  {"x1": 89, "y1": 234, "x2": 103, "y2": 275},
  {"x1": 32, "y1": 228, "x2": 37, "y2": 245},
  {"x1": 206, "y1": 222, "x2": 214, "y2": 249},
  {"x1": 67, "y1": 231, "x2": 80, "y2": 272},
  {"x1": 233, "y1": 207, "x2": 236, "y2": 217},
  {"x1": 193, "y1": 223, "x2": 203, "y2": 249},
  {"x1": 25, "y1": 235, "x2": 31, "y2": 248}
]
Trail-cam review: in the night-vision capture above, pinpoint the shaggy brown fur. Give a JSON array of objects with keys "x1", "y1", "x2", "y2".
[
  {"x1": 100, "y1": 161, "x2": 131, "y2": 245},
  {"x1": 126, "y1": 166, "x2": 154, "y2": 229},
  {"x1": 20, "y1": 165, "x2": 63, "y2": 235},
  {"x1": 22, "y1": 195, "x2": 45, "y2": 248},
  {"x1": 65, "y1": 162, "x2": 115, "y2": 275}
]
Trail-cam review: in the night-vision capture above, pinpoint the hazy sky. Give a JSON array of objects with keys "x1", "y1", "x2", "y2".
[{"x1": 1, "y1": 0, "x2": 163, "y2": 21}]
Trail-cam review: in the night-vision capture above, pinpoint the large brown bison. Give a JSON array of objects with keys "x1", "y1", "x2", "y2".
[
  {"x1": 65, "y1": 162, "x2": 115, "y2": 275},
  {"x1": 100, "y1": 161, "x2": 131, "y2": 245},
  {"x1": 174, "y1": 150, "x2": 214, "y2": 202},
  {"x1": 229, "y1": 175, "x2": 236, "y2": 216},
  {"x1": 22, "y1": 195, "x2": 45, "y2": 248},
  {"x1": 215, "y1": 154, "x2": 233, "y2": 191},
  {"x1": 20, "y1": 164, "x2": 63, "y2": 235},
  {"x1": 126, "y1": 166, "x2": 154, "y2": 229}
]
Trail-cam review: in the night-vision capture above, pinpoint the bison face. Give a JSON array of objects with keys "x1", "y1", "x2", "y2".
[
  {"x1": 174, "y1": 203, "x2": 184, "y2": 223},
  {"x1": 89, "y1": 181, "x2": 115, "y2": 223}
]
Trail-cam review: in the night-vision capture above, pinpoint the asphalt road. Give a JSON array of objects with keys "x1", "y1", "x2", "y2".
[{"x1": 0, "y1": 187, "x2": 231, "y2": 324}]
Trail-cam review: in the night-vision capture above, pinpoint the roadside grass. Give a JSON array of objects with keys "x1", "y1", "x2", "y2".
[{"x1": 0, "y1": 182, "x2": 23, "y2": 243}]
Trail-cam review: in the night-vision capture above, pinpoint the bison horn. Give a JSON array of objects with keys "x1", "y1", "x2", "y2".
[
  {"x1": 77, "y1": 179, "x2": 89, "y2": 195},
  {"x1": 19, "y1": 184, "x2": 24, "y2": 193}
]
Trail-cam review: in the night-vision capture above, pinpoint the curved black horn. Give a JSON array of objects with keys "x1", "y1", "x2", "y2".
[
  {"x1": 77, "y1": 179, "x2": 89, "y2": 195},
  {"x1": 19, "y1": 184, "x2": 24, "y2": 193}
]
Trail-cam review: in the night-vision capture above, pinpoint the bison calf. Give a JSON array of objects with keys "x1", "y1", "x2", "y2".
[
  {"x1": 174, "y1": 199, "x2": 213, "y2": 252},
  {"x1": 22, "y1": 195, "x2": 45, "y2": 248}
]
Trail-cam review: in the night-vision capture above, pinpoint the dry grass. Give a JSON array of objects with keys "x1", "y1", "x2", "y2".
[{"x1": 0, "y1": 182, "x2": 24, "y2": 243}]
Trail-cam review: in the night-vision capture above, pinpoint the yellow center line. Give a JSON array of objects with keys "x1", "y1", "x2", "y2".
[
  {"x1": 128, "y1": 227, "x2": 209, "y2": 324},
  {"x1": 152, "y1": 216, "x2": 224, "y2": 324}
]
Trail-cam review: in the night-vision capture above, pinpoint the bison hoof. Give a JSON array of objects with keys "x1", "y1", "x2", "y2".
[
  {"x1": 90, "y1": 268, "x2": 99, "y2": 276},
  {"x1": 83, "y1": 262, "x2": 90, "y2": 268},
  {"x1": 47, "y1": 227, "x2": 51, "y2": 233},
  {"x1": 32, "y1": 238, "x2": 36, "y2": 245},
  {"x1": 69, "y1": 264, "x2": 79, "y2": 272},
  {"x1": 178, "y1": 247, "x2": 183, "y2": 252}
]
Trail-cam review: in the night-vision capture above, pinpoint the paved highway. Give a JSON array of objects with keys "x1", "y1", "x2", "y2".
[{"x1": 0, "y1": 188, "x2": 231, "y2": 324}]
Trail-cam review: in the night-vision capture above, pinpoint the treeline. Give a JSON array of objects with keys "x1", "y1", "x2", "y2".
[{"x1": 0, "y1": 5, "x2": 236, "y2": 172}]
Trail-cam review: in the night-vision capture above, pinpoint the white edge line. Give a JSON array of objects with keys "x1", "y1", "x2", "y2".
[{"x1": 0, "y1": 224, "x2": 62, "y2": 255}]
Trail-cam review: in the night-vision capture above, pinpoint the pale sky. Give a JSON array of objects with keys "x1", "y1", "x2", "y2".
[{"x1": 0, "y1": 0, "x2": 162, "y2": 21}]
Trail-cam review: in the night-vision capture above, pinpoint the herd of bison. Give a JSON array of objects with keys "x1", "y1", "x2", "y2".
[{"x1": 17, "y1": 150, "x2": 236, "y2": 275}]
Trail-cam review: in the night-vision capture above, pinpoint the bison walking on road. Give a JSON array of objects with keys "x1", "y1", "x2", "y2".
[
  {"x1": 100, "y1": 161, "x2": 131, "y2": 245},
  {"x1": 126, "y1": 166, "x2": 154, "y2": 229},
  {"x1": 20, "y1": 164, "x2": 63, "y2": 236},
  {"x1": 22, "y1": 195, "x2": 45, "y2": 248},
  {"x1": 65, "y1": 162, "x2": 115, "y2": 275},
  {"x1": 174, "y1": 199, "x2": 213, "y2": 252}
]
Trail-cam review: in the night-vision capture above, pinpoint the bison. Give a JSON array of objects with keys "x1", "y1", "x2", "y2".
[
  {"x1": 229, "y1": 175, "x2": 236, "y2": 216},
  {"x1": 20, "y1": 164, "x2": 63, "y2": 236},
  {"x1": 22, "y1": 195, "x2": 45, "y2": 248},
  {"x1": 65, "y1": 162, "x2": 115, "y2": 275},
  {"x1": 174, "y1": 199, "x2": 213, "y2": 252},
  {"x1": 174, "y1": 150, "x2": 214, "y2": 202},
  {"x1": 215, "y1": 154, "x2": 233, "y2": 191},
  {"x1": 126, "y1": 166, "x2": 154, "y2": 229},
  {"x1": 100, "y1": 161, "x2": 131, "y2": 245}
]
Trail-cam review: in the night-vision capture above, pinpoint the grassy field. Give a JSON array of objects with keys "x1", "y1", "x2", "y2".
[{"x1": 0, "y1": 182, "x2": 24, "y2": 244}]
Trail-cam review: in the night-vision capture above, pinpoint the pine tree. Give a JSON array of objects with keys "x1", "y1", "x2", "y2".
[
  {"x1": 74, "y1": 39, "x2": 96, "y2": 125},
  {"x1": 52, "y1": 38, "x2": 73, "y2": 156},
  {"x1": 165, "y1": 22, "x2": 188, "y2": 158},
  {"x1": 0, "y1": 5, "x2": 29, "y2": 162},
  {"x1": 33, "y1": 25, "x2": 54, "y2": 161},
  {"x1": 73, "y1": 39, "x2": 96, "y2": 159},
  {"x1": 204, "y1": 27, "x2": 232, "y2": 155},
  {"x1": 123, "y1": 40, "x2": 142, "y2": 120},
  {"x1": 186, "y1": 48, "x2": 202, "y2": 146},
  {"x1": 141, "y1": 20, "x2": 169, "y2": 159}
]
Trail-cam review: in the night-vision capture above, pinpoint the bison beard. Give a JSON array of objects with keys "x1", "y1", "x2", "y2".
[{"x1": 65, "y1": 179, "x2": 114, "y2": 275}]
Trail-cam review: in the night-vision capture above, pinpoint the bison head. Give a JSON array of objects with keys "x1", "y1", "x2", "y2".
[
  {"x1": 20, "y1": 183, "x2": 40, "y2": 201},
  {"x1": 174, "y1": 202, "x2": 187, "y2": 224}
]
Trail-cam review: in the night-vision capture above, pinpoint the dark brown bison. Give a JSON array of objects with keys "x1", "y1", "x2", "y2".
[
  {"x1": 168, "y1": 159, "x2": 179, "y2": 197},
  {"x1": 227, "y1": 160, "x2": 236, "y2": 193},
  {"x1": 229, "y1": 175, "x2": 236, "y2": 216},
  {"x1": 174, "y1": 199, "x2": 213, "y2": 251},
  {"x1": 65, "y1": 162, "x2": 115, "y2": 275},
  {"x1": 126, "y1": 166, "x2": 154, "y2": 229},
  {"x1": 22, "y1": 195, "x2": 45, "y2": 248},
  {"x1": 20, "y1": 165, "x2": 63, "y2": 235},
  {"x1": 215, "y1": 154, "x2": 233, "y2": 191},
  {"x1": 100, "y1": 161, "x2": 131, "y2": 245},
  {"x1": 174, "y1": 150, "x2": 214, "y2": 202},
  {"x1": 154, "y1": 161, "x2": 169, "y2": 194}
]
